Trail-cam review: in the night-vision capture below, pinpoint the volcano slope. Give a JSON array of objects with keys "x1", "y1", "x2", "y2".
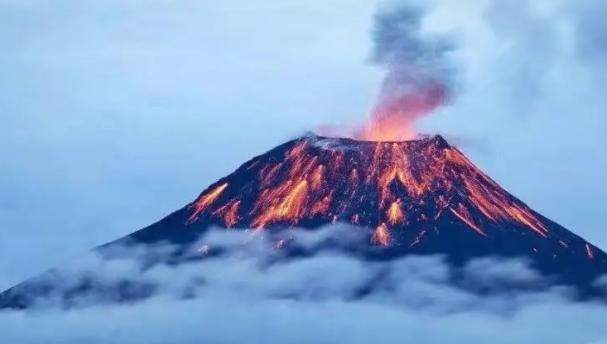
[{"x1": 1, "y1": 134, "x2": 607, "y2": 309}]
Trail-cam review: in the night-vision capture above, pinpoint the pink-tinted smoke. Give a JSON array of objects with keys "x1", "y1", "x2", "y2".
[
  {"x1": 355, "y1": 75, "x2": 448, "y2": 141},
  {"x1": 317, "y1": 3, "x2": 456, "y2": 142}
]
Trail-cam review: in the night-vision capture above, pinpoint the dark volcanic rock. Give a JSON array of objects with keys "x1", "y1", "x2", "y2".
[{"x1": 2, "y1": 134, "x2": 606, "y2": 309}]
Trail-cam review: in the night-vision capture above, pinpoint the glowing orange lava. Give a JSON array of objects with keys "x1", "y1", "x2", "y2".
[
  {"x1": 387, "y1": 200, "x2": 404, "y2": 225},
  {"x1": 213, "y1": 200, "x2": 240, "y2": 227},
  {"x1": 372, "y1": 223, "x2": 391, "y2": 246},
  {"x1": 185, "y1": 134, "x2": 592, "y2": 258},
  {"x1": 193, "y1": 137, "x2": 549, "y2": 238},
  {"x1": 188, "y1": 182, "x2": 229, "y2": 223},
  {"x1": 252, "y1": 179, "x2": 309, "y2": 228},
  {"x1": 450, "y1": 203, "x2": 486, "y2": 236}
]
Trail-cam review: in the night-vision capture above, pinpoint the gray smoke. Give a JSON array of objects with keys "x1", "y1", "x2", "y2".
[
  {"x1": 370, "y1": 1, "x2": 457, "y2": 104},
  {"x1": 346, "y1": 1, "x2": 460, "y2": 141}
]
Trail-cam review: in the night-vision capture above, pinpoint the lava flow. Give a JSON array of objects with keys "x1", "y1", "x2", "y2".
[
  {"x1": 182, "y1": 133, "x2": 597, "y2": 264},
  {"x1": 186, "y1": 134, "x2": 541, "y2": 237},
  {"x1": 3, "y1": 3, "x2": 607, "y2": 312},
  {"x1": 2, "y1": 133, "x2": 607, "y2": 311}
]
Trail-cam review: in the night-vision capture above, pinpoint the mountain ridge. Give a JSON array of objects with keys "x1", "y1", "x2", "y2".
[{"x1": 1, "y1": 133, "x2": 606, "y2": 309}]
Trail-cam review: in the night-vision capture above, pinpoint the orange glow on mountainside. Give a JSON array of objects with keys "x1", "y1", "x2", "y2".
[
  {"x1": 387, "y1": 200, "x2": 404, "y2": 225},
  {"x1": 184, "y1": 134, "x2": 597, "y2": 260},
  {"x1": 450, "y1": 203, "x2": 486, "y2": 236},
  {"x1": 372, "y1": 223, "x2": 391, "y2": 246},
  {"x1": 187, "y1": 182, "x2": 228, "y2": 223},
  {"x1": 252, "y1": 179, "x2": 309, "y2": 228}
]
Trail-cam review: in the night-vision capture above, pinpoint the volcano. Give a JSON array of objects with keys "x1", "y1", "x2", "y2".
[{"x1": 2, "y1": 133, "x2": 607, "y2": 309}]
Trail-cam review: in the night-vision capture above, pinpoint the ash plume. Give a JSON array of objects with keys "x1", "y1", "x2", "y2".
[
  {"x1": 357, "y1": 1, "x2": 457, "y2": 141},
  {"x1": 370, "y1": 3, "x2": 456, "y2": 85}
]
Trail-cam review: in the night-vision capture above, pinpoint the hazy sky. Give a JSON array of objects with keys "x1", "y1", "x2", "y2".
[{"x1": 1, "y1": 0, "x2": 607, "y2": 294}]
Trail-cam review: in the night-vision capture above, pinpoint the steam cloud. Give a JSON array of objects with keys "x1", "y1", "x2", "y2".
[{"x1": 2, "y1": 226, "x2": 607, "y2": 344}]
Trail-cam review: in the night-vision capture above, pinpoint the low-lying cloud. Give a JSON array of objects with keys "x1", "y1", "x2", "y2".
[{"x1": 2, "y1": 225, "x2": 607, "y2": 344}]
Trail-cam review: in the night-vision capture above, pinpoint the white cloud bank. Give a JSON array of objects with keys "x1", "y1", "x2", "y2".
[{"x1": 1, "y1": 226, "x2": 607, "y2": 344}]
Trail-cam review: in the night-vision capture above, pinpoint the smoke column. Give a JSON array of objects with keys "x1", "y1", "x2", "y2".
[{"x1": 356, "y1": 2, "x2": 457, "y2": 141}]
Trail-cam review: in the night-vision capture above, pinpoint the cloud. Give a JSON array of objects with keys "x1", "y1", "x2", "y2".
[{"x1": 2, "y1": 226, "x2": 607, "y2": 344}]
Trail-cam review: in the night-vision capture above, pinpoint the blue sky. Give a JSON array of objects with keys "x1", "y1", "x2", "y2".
[{"x1": 1, "y1": 0, "x2": 607, "y2": 295}]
